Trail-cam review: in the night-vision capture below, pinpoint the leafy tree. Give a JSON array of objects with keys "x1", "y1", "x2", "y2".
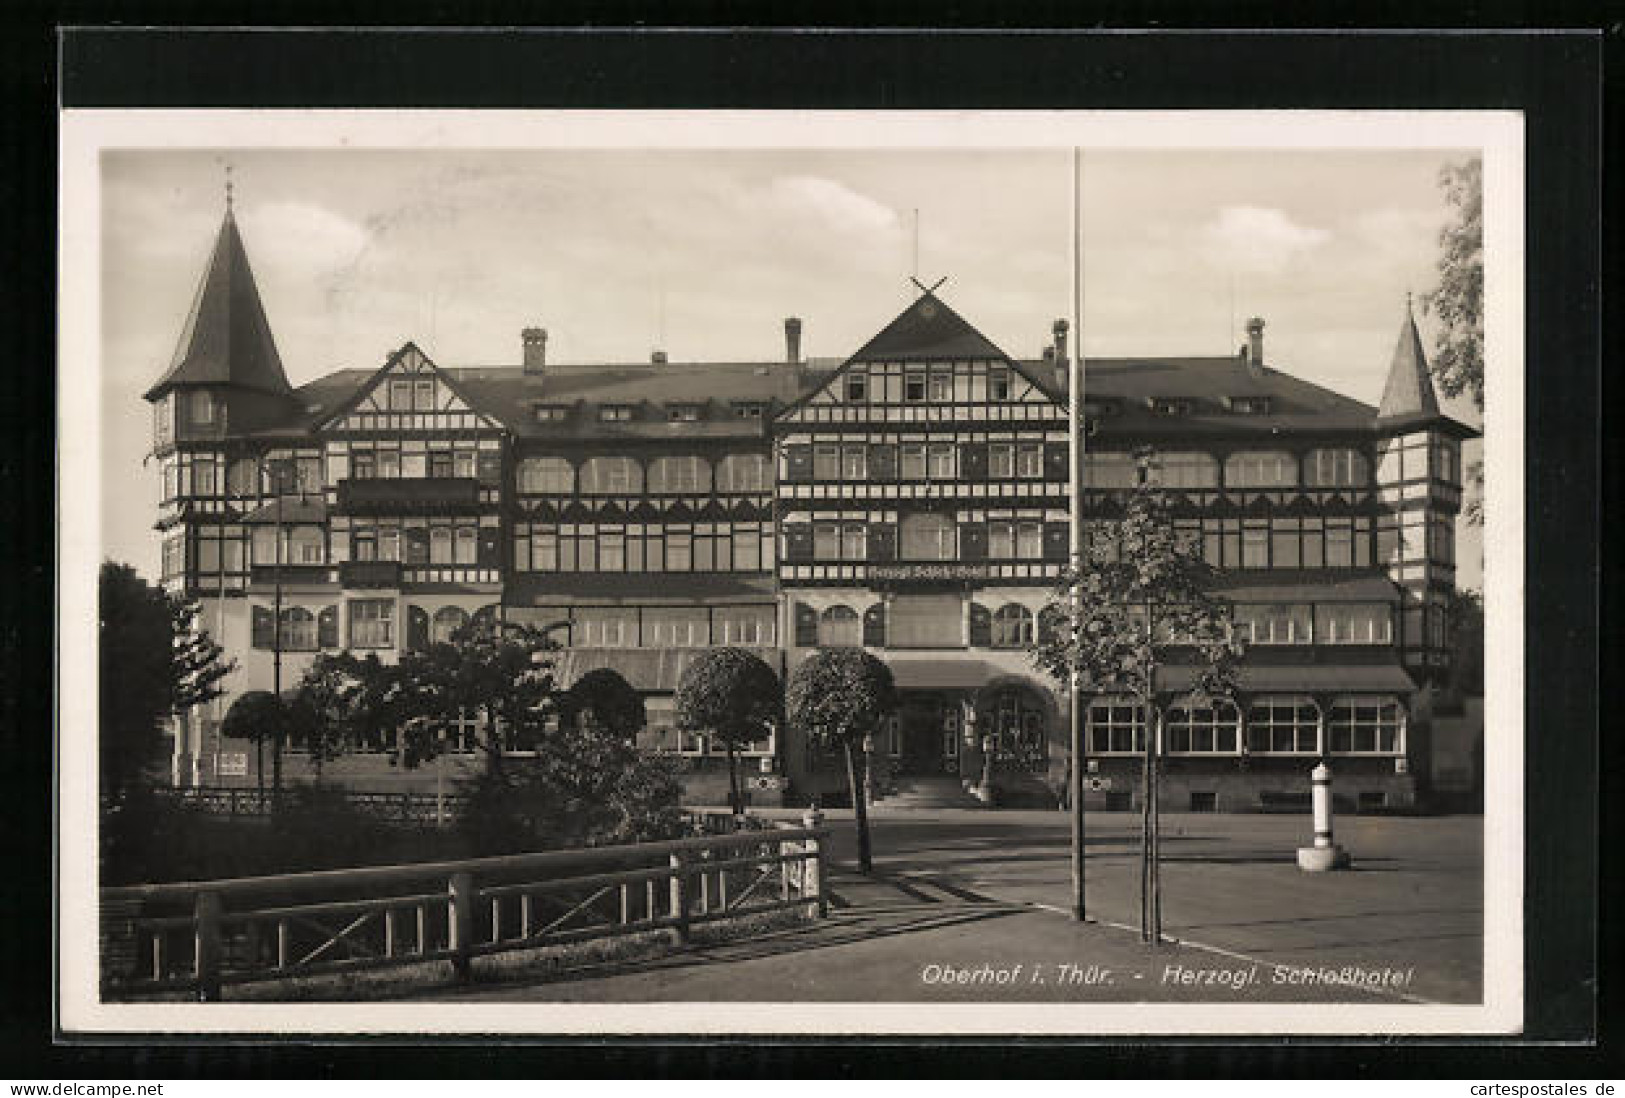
[
  {"x1": 1445, "y1": 587, "x2": 1484, "y2": 700},
  {"x1": 786, "y1": 648, "x2": 896, "y2": 873},
  {"x1": 1033, "y1": 451, "x2": 1242, "y2": 943},
  {"x1": 98, "y1": 560, "x2": 233, "y2": 813},
  {"x1": 221, "y1": 690, "x2": 284, "y2": 803},
  {"x1": 673, "y1": 648, "x2": 781, "y2": 815},
  {"x1": 390, "y1": 620, "x2": 557, "y2": 777},
  {"x1": 560, "y1": 667, "x2": 647, "y2": 742},
  {"x1": 290, "y1": 651, "x2": 375, "y2": 782},
  {"x1": 1422, "y1": 156, "x2": 1484, "y2": 524}
]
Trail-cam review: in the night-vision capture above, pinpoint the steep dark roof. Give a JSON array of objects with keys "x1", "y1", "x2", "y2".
[
  {"x1": 847, "y1": 293, "x2": 1011, "y2": 365},
  {"x1": 1376, "y1": 302, "x2": 1442, "y2": 421},
  {"x1": 1039, "y1": 354, "x2": 1380, "y2": 435},
  {"x1": 144, "y1": 210, "x2": 293, "y2": 402}
]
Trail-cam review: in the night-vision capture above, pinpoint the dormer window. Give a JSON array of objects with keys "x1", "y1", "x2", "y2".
[
  {"x1": 533, "y1": 404, "x2": 570, "y2": 423},
  {"x1": 599, "y1": 405, "x2": 635, "y2": 423},
  {"x1": 667, "y1": 404, "x2": 702, "y2": 423},
  {"x1": 1148, "y1": 397, "x2": 1193, "y2": 417},
  {"x1": 1225, "y1": 395, "x2": 1273, "y2": 415},
  {"x1": 733, "y1": 402, "x2": 765, "y2": 419}
]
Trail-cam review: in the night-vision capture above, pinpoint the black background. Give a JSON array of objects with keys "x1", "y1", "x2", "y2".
[{"x1": 2, "y1": 15, "x2": 1611, "y2": 1080}]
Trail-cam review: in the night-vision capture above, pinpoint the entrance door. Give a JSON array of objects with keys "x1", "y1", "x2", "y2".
[{"x1": 896, "y1": 693, "x2": 955, "y2": 774}]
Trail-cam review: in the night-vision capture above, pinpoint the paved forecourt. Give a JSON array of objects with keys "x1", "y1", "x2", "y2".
[{"x1": 429, "y1": 809, "x2": 1482, "y2": 1004}]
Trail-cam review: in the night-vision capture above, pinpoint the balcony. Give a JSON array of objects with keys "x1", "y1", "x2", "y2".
[
  {"x1": 336, "y1": 477, "x2": 481, "y2": 515},
  {"x1": 340, "y1": 560, "x2": 404, "y2": 589},
  {"x1": 249, "y1": 563, "x2": 334, "y2": 588}
]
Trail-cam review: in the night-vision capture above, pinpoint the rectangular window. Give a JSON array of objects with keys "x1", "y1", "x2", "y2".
[
  {"x1": 530, "y1": 530, "x2": 557, "y2": 571},
  {"x1": 577, "y1": 609, "x2": 637, "y2": 647},
  {"x1": 845, "y1": 373, "x2": 868, "y2": 402},
  {"x1": 717, "y1": 606, "x2": 775, "y2": 646},
  {"x1": 841, "y1": 524, "x2": 867, "y2": 562},
  {"x1": 1017, "y1": 522, "x2": 1043, "y2": 559},
  {"x1": 1017, "y1": 444, "x2": 1044, "y2": 478},
  {"x1": 989, "y1": 521, "x2": 1015, "y2": 559},
  {"x1": 378, "y1": 450, "x2": 401, "y2": 479},
  {"x1": 904, "y1": 372, "x2": 927, "y2": 402},
  {"x1": 927, "y1": 444, "x2": 955, "y2": 479},
  {"x1": 646, "y1": 609, "x2": 710, "y2": 648},
  {"x1": 349, "y1": 599, "x2": 394, "y2": 648},
  {"x1": 813, "y1": 523, "x2": 840, "y2": 561},
  {"x1": 889, "y1": 593, "x2": 963, "y2": 649},
  {"x1": 666, "y1": 532, "x2": 692, "y2": 571},
  {"x1": 813, "y1": 445, "x2": 840, "y2": 480},
  {"x1": 377, "y1": 528, "x2": 400, "y2": 563},
  {"x1": 404, "y1": 526, "x2": 429, "y2": 565},
  {"x1": 1271, "y1": 519, "x2": 1301, "y2": 569},
  {"x1": 928, "y1": 370, "x2": 953, "y2": 401},
  {"x1": 989, "y1": 369, "x2": 1011, "y2": 401},
  {"x1": 351, "y1": 452, "x2": 376, "y2": 479},
  {"x1": 1235, "y1": 603, "x2": 1314, "y2": 645},
  {"x1": 842, "y1": 445, "x2": 868, "y2": 480},
  {"x1": 388, "y1": 380, "x2": 413, "y2": 411},
  {"x1": 733, "y1": 528, "x2": 760, "y2": 571},
  {"x1": 190, "y1": 390, "x2": 215, "y2": 425},
  {"x1": 429, "y1": 452, "x2": 455, "y2": 479},
  {"x1": 193, "y1": 459, "x2": 218, "y2": 496},
  {"x1": 1326, "y1": 520, "x2": 1354, "y2": 567},
  {"x1": 1242, "y1": 523, "x2": 1269, "y2": 568},
  {"x1": 901, "y1": 444, "x2": 927, "y2": 480},
  {"x1": 1301, "y1": 518, "x2": 1325, "y2": 568},
  {"x1": 1315, "y1": 603, "x2": 1393, "y2": 645},
  {"x1": 599, "y1": 532, "x2": 625, "y2": 572},
  {"x1": 414, "y1": 379, "x2": 435, "y2": 411},
  {"x1": 454, "y1": 527, "x2": 477, "y2": 565},
  {"x1": 989, "y1": 444, "x2": 1014, "y2": 479}
]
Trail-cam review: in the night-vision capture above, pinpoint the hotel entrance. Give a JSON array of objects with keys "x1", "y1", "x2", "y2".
[{"x1": 892, "y1": 691, "x2": 965, "y2": 775}]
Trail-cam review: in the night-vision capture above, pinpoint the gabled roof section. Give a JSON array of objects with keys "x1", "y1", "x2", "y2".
[
  {"x1": 311, "y1": 343, "x2": 506, "y2": 432},
  {"x1": 1376, "y1": 300, "x2": 1441, "y2": 422},
  {"x1": 847, "y1": 292, "x2": 1011, "y2": 365},
  {"x1": 144, "y1": 209, "x2": 293, "y2": 402}
]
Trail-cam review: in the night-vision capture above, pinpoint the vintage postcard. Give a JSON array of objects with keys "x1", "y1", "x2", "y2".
[{"x1": 57, "y1": 109, "x2": 1523, "y2": 1035}]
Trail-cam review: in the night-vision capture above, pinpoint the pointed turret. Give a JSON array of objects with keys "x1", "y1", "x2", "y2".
[
  {"x1": 1376, "y1": 296, "x2": 1441, "y2": 422},
  {"x1": 143, "y1": 206, "x2": 293, "y2": 403}
]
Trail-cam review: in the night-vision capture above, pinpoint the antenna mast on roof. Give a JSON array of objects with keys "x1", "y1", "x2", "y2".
[{"x1": 912, "y1": 208, "x2": 920, "y2": 283}]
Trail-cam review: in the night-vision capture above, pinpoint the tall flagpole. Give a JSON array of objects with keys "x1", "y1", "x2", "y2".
[{"x1": 1068, "y1": 147, "x2": 1088, "y2": 921}]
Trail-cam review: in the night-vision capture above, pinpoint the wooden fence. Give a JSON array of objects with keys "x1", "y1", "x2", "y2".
[{"x1": 100, "y1": 818, "x2": 829, "y2": 1001}]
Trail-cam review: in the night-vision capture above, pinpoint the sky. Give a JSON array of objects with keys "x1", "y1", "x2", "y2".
[{"x1": 98, "y1": 146, "x2": 1484, "y2": 588}]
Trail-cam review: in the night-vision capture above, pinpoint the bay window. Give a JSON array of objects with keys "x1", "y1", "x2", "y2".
[{"x1": 1315, "y1": 603, "x2": 1393, "y2": 644}]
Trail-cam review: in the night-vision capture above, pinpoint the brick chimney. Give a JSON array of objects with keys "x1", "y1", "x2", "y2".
[
  {"x1": 1246, "y1": 317, "x2": 1265, "y2": 376},
  {"x1": 522, "y1": 327, "x2": 548, "y2": 375},
  {"x1": 1052, "y1": 318, "x2": 1070, "y2": 366},
  {"x1": 784, "y1": 317, "x2": 803, "y2": 365},
  {"x1": 651, "y1": 349, "x2": 668, "y2": 365}
]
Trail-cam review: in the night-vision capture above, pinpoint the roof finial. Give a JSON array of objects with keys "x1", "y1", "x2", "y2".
[
  {"x1": 1405, "y1": 289, "x2": 1413, "y2": 316},
  {"x1": 225, "y1": 162, "x2": 234, "y2": 213}
]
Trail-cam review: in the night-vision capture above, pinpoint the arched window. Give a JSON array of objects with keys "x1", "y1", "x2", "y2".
[
  {"x1": 1150, "y1": 451, "x2": 1220, "y2": 489},
  {"x1": 1087, "y1": 698, "x2": 1146, "y2": 755},
  {"x1": 579, "y1": 456, "x2": 643, "y2": 495},
  {"x1": 716, "y1": 453, "x2": 771, "y2": 493},
  {"x1": 518, "y1": 457, "x2": 574, "y2": 494},
  {"x1": 1165, "y1": 699, "x2": 1241, "y2": 754},
  {"x1": 1246, "y1": 695, "x2": 1321, "y2": 754},
  {"x1": 991, "y1": 603, "x2": 1035, "y2": 648},
  {"x1": 818, "y1": 605, "x2": 862, "y2": 647},
  {"x1": 1328, "y1": 695, "x2": 1405, "y2": 754},
  {"x1": 647, "y1": 456, "x2": 711, "y2": 494},
  {"x1": 279, "y1": 607, "x2": 317, "y2": 651},
  {"x1": 900, "y1": 513, "x2": 957, "y2": 561},
  {"x1": 432, "y1": 605, "x2": 468, "y2": 644},
  {"x1": 1304, "y1": 447, "x2": 1370, "y2": 487},
  {"x1": 1223, "y1": 450, "x2": 1298, "y2": 488}
]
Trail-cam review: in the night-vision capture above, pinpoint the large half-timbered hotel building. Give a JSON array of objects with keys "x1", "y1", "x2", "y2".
[{"x1": 147, "y1": 206, "x2": 1476, "y2": 811}]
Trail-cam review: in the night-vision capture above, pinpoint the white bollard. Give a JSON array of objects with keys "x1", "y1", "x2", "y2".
[{"x1": 1296, "y1": 762, "x2": 1351, "y2": 871}]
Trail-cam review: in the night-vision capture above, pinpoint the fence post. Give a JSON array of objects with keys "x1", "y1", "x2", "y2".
[
  {"x1": 194, "y1": 890, "x2": 223, "y2": 1002},
  {"x1": 668, "y1": 852, "x2": 690, "y2": 944},
  {"x1": 449, "y1": 870, "x2": 475, "y2": 983},
  {"x1": 801, "y1": 809, "x2": 827, "y2": 918}
]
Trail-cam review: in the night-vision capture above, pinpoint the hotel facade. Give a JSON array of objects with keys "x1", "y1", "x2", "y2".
[{"x1": 146, "y1": 206, "x2": 1476, "y2": 812}]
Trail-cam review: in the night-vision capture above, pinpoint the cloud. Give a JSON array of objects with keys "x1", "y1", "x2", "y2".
[
  {"x1": 1201, "y1": 205, "x2": 1330, "y2": 273},
  {"x1": 239, "y1": 201, "x2": 369, "y2": 273},
  {"x1": 768, "y1": 175, "x2": 900, "y2": 235}
]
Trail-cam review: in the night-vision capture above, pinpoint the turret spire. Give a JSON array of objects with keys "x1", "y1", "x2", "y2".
[
  {"x1": 143, "y1": 198, "x2": 293, "y2": 402},
  {"x1": 1376, "y1": 295, "x2": 1441, "y2": 421}
]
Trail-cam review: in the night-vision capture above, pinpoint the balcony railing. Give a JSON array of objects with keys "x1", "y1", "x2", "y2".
[
  {"x1": 248, "y1": 563, "x2": 333, "y2": 587},
  {"x1": 340, "y1": 560, "x2": 404, "y2": 589},
  {"x1": 336, "y1": 477, "x2": 481, "y2": 514}
]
